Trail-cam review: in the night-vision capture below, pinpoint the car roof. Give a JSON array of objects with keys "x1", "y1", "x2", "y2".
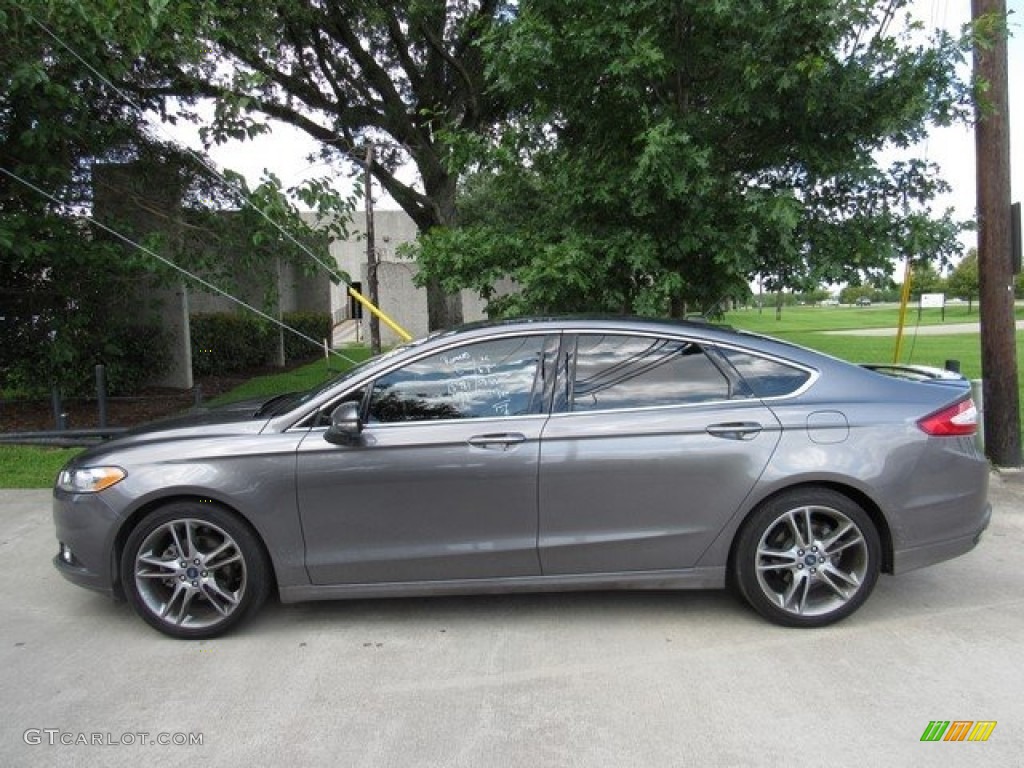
[{"x1": 432, "y1": 315, "x2": 830, "y2": 367}]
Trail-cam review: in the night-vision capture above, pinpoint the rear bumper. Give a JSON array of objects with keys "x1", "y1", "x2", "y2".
[{"x1": 892, "y1": 501, "x2": 992, "y2": 574}]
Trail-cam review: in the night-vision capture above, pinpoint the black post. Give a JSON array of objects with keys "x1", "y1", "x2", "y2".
[
  {"x1": 95, "y1": 364, "x2": 108, "y2": 428},
  {"x1": 51, "y1": 386, "x2": 65, "y2": 431}
]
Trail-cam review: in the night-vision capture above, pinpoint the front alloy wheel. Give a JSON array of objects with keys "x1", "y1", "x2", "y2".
[
  {"x1": 734, "y1": 489, "x2": 881, "y2": 627},
  {"x1": 121, "y1": 503, "x2": 270, "y2": 639}
]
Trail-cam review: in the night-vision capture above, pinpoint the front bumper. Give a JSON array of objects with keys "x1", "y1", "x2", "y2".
[
  {"x1": 53, "y1": 552, "x2": 119, "y2": 598},
  {"x1": 52, "y1": 490, "x2": 124, "y2": 599}
]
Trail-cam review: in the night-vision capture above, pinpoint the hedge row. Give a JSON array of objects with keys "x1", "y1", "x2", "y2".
[
  {"x1": 0, "y1": 322, "x2": 169, "y2": 398},
  {"x1": 189, "y1": 312, "x2": 332, "y2": 376}
]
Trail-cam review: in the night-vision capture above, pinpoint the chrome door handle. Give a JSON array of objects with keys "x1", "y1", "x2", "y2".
[
  {"x1": 467, "y1": 433, "x2": 527, "y2": 451},
  {"x1": 706, "y1": 422, "x2": 763, "y2": 440}
]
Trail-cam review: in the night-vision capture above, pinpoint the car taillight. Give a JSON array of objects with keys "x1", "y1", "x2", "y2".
[{"x1": 917, "y1": 398, "x2": 978, "y2": 436}]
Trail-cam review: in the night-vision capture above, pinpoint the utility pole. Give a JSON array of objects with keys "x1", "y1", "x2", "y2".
[
  {"x1": 973, "y1": 0, "x2": 1021, "y2": 467},
  {"x1": 365, "y1": 142, "x2": 381, "y2": 355}
]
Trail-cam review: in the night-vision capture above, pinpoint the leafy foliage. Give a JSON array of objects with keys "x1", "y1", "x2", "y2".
[
  {"x1": 1, "y1": 2, "x2": 179, "y2": 395},
  {"x1": 189, "y1": 314, "x2": 276, "y2": 376},
  {"x1": 189, "y1": 311, "x2": 332, "y2": 376},
  {"x1": 947, "y1": 249, "x2": 979, "y2": 309},
  {"x1": 416, "y1": 0, "x2": 974, "y2": 318},
  {"x1": 281, "y1": 312, "x2": 333, "y2": 363}
]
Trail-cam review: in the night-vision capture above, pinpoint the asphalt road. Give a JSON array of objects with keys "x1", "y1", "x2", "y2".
[{"x1": 1, "y1": 474, "x2": 1022, "y2": 767}]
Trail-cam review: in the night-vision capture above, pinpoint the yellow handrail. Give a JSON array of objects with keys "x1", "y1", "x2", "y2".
[{"x1": 347, "y1": 286, "x2": 413, "y2": 342}]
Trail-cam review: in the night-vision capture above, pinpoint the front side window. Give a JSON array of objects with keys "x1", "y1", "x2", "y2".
[
  {"x1": 367, "y1": 336, "x2": 548, "y2": 423},
  {"x1": 570, "y1": 334, "x2": 730, "y2": 412}
]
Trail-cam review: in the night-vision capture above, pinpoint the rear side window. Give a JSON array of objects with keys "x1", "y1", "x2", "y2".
[
  {"x1": 719, "y1": 348, "x2": 811, "y2": 398},
  {"x1": 570, "y1": 335, "x2": 729, "y2": 411}
]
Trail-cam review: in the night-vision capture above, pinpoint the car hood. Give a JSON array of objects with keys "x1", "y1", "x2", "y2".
[{"x1": 70, "y1": 399, "x2": 273, "y2": 465}]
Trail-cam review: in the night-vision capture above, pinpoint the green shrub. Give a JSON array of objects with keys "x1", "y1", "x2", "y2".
[
  {"x1": 282, "y1": 311, "x2": 332, "y2": 363},
  {"x1": 189, "y1": 313, "x2": 276, "y2": 376},
  {"x1": 0, "y1": 321, "x2": 168, "y2": 397},
  {"x1": 100, "y1": 324, "x2": 171, "y2": 395}
]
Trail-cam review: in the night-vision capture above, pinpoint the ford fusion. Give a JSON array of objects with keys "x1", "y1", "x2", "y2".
[{"x1": 53, "y1": 317, "x2": 990, "y2": 638}]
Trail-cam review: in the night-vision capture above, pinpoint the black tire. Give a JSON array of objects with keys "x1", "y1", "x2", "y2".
[
  {"x1": 733, "y1": 488, "x2": 881, "y2": 628},
  {"x1": 120, "y1": 502, "x2": 271, "y2": 639}
]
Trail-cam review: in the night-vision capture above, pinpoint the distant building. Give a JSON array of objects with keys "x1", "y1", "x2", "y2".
[
  {"x1": 93, "y1": 162, "x2": 504, "y2": 388},
  {"x1": 321, "y1": 209, "x2": 498, "y2": 346}
]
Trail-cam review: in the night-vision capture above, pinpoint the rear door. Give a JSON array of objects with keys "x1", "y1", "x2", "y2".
[{"x1": 538, "y1": 332, "x2": 782, "y2": 574}]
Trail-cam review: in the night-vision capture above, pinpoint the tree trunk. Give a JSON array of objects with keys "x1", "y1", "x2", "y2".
[
  {"x1": 420, "y1": 171, "x2": 464, "y2": 331},
  {"x1": 669, "y1": 294, "x2": 685, "y2": 319}
]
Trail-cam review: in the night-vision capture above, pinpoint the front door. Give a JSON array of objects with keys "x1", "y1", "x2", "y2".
[{"x1": 297, "y1": 334, "x2": 554, "y2": 585}]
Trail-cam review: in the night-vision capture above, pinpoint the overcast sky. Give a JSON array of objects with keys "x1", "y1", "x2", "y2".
[{"x1": 163, "y1": 0, "x2": 1023, "y2": 253}]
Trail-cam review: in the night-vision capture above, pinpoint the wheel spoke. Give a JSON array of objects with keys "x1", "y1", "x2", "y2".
[
  {"x1": 784, "y1": 509, "x2": 811, "y2": 548},
  {"x1": 820, "y1": 522, "x2": 854, "y2": 551},
  {"x1": 202, "y1": 581, "x2": 239, "y2": 616},
  {"x1": 780, "y1": 570, "x2": 810, "y2": 613},
  {"x1": 160, "y1": 583, "x2": 194, "y2": 625},
  {"x1": 822, "y1": 563, "x2": 861, "y2": 591},
  {"x1": 206, "y1": 546, "x2": 242, "y2": 570},
  {"x1": 168, "y1": 522, "x2": 189, "y2": 561},
  {"x1": 173, "y1": 589, "x2": 199, "y2": 625},
  {"x1": 204, "y1": 539, "x2": 232, "y2": 563},
  {"x1": 757, "y1": 547, "x2": 798, "y2": 571},
  {"x1": 137, "y1": 554, "x2": 177, "y2": 574},
  {"x1": 827, "y1": 531, "x2": 866, "y2": 556},
  {"x1": 185, "y1": 521, "x2": 198, "y2": 560}
]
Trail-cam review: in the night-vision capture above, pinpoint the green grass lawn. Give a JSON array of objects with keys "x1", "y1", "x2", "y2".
[
  {"x1": 206, "y1": 346, "x2": 374, "y2": 406},
  {"x1": 725, "y1": 302, "x2": 1023, "y2": 334},
  {"x1": 723, "y1": 304, "x2": 1023, "y2": 380},
  {"x1": 0, "y1": 445, "x2": 81, "y2": 489}
]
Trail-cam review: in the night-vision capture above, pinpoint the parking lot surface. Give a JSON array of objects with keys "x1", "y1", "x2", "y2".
[{"x1": 2, "y1": 473, "x2": 1022, "y2": 767}]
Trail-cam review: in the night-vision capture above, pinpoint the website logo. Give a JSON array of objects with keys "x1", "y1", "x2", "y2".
[{"x1": 920, "y1": 721, "x2": 997, "y2": 742}]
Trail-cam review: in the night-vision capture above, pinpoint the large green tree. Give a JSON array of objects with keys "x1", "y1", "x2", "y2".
[
  {"x1": 416, "y1": 0, "x2": 971, "y2": 317},
  {"x1": 946, "y1": 249, "x2": 979, "y2": 311}
]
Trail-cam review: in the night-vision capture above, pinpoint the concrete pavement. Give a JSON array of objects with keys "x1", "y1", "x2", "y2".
[
  {"x1": 823, "y1": 319, "x2": 1024, "y2": 336},
  {"x1": 1, "y1": 473, "x2": 1022, "y2": 767}
]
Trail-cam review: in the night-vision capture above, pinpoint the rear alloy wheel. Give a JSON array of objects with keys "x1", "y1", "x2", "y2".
[
  {"x1": 121, "y1": 503, "x2": 270, "y2": 639},
  {"x1": 735, "y1": 489, "x2": 881, "y2": 627}
]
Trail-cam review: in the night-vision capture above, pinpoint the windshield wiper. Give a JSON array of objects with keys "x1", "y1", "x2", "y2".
[{"x1": 254, "y1": 392, "x2": 300, "y2": 418}]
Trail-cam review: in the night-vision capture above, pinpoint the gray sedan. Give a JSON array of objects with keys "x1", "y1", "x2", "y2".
[{"x1": 52, "y1": 317, "x2": 990, "y2": 638}]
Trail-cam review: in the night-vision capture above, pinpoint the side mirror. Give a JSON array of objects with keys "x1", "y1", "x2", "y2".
[{"x1": 324, "y1": 401, "x2": 363, "y2": 445}]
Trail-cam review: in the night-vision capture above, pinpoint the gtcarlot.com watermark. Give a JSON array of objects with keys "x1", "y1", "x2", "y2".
[{"x1": 24, "y1": 729, "x2": 203, "y2": 747}]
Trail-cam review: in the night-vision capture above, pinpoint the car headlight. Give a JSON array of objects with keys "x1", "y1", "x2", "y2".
[{"x1": 56, "y1": 466, "x2": 126, "y2": 494}]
